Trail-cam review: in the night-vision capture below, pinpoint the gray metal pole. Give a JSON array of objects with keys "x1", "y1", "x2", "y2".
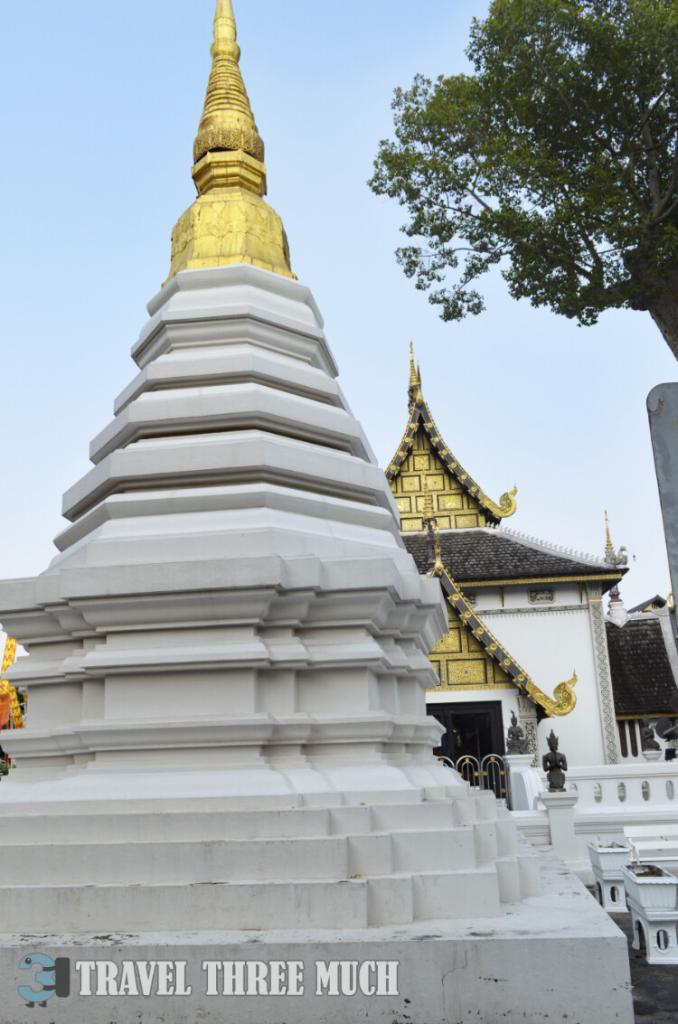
[{"x1": 648, "y1": 383, "x2": 678, "y2": 611}]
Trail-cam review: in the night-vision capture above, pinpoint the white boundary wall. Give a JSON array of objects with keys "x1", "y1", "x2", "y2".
[{"x1": 510, "y1": 761, "x2": 678, "y2": 884}]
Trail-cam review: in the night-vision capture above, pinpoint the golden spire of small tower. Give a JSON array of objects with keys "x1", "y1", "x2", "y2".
[
  {"x1": 603, "y1": 510, "x2": 629, "y2": 569},
  {"x1": 166, "y1": 0, "x2": 294, "y2": 283},
  {"x1": 408, "y1": 343, "x2": 423, "y2": 407},
  {"x1": 604, "y1": 510, "x2": 615, "y2": 563},
  {"x1": 409, "y1": 342, "x2": 418, "y2": 390}
]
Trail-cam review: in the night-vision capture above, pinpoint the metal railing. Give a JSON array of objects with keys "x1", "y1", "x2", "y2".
[{"x1": 440, "y1": 753, "x2": 511, "y2": 805}]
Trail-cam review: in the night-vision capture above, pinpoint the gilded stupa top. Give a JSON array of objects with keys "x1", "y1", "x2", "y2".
[
  {"x1": 193, "y1": 0, "x2": 265, "y2": 167},
  {"x1": 166, "y1": 0, "x2": 294, "y2": 283},
  {"x1": 387, "y1": 346, "x2": 517, "y2": 531}
]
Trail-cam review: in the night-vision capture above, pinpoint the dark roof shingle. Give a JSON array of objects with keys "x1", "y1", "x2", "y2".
[
  {"x1": 402, "y1": 529, "x2": 622, "y2": 587},
  {"x1": 606, "y1": 617, "x2": 678, "y2": 716}
]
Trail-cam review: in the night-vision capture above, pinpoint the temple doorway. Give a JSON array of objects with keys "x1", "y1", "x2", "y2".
[{"x1": 428, "y1": 701, "x2": 506, "y2": 762}]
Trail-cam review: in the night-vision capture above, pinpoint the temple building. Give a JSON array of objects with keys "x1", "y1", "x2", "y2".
[{"x1": 387, "y1": 349, "x2": 629, "y2": 766}]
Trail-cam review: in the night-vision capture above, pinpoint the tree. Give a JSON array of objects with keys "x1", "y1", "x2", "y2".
[{"x1": 370, "y1": 0, "x2": 678, "y2": 359}]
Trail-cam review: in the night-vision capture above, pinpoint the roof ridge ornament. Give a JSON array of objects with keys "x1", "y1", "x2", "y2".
[
  {"x1": 604, "y1": 511, "x2": 629, "y2": 568},
  {"x1": 501, "y1": 525, "x2": 611, "y2": 569},
  {"x1": 607, "y1": 584, "x2": 629, "y2": 628},
  {"x1": 422, "y1": 479, "x2": 445, "y2": 576},
  {"x1": 408, "y1": 342, "x2": 423, "y2": 407}
]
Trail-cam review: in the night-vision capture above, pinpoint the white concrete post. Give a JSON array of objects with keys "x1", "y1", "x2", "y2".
[
  {"x1": 541, "y1": 791, "x2": 580, "y2": 861},
  {"x1": 505, "y1": 754, "x2": 539, "y2": 810}
]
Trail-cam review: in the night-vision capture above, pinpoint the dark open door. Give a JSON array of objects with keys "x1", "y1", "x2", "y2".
[{"x1": 428, "y1": 701, "x2": 506, "y2": 762}]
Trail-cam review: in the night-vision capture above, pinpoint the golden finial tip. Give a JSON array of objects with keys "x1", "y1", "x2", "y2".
[
  {"x1": 409, "y1": 343, "x2": 418, "y2": 389},
  {"x1": 193, "y1": 0, "x2": 265, "y2": 167},
  {"x1": 165, "y1": 0, "x2": 294, "y2": 283},
  {"x1": 604, "y1": 509, "x2": 615, "y2": 560}
]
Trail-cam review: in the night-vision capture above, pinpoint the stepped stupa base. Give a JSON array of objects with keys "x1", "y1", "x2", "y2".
[{"x1": 0, "y1": 858, "x2": 632, "y2": 1024}]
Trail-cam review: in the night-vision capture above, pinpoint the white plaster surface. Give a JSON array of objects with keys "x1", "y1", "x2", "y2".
[
  {"x1": 0, "y1": 858, "x2": 632, "y2": 1024},
  {"x1": 482, "y1": 592, "x2": 611, "y2": 765}
]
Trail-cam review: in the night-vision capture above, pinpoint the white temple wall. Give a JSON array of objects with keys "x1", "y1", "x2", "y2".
[{"x1": 482, "y1": 592, "x2": 607, "y2": 767}]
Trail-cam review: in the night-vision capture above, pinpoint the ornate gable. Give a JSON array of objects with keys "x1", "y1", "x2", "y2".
[
  {"x1": 430, "y1": 602, "x2": 516, "y2": 689},
  {"x1": 426, "y1": 537, "x2": 577, "y2": 717},
  {"x1": 387, "y1": 347, "x2": 517, "y2": 532}
]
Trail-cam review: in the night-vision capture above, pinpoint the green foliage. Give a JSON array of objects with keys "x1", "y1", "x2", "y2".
[{"x1": 370, "y1": 0, "x2": 678, "y2": 347}]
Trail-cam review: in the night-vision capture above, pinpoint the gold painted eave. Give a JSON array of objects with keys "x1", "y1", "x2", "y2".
[
  {"x1": 431, "y1": 568, "x2": 578, "y2": 717},
  {"x1": 458, "y1": 573, "x2": 623, "y2": 589}
]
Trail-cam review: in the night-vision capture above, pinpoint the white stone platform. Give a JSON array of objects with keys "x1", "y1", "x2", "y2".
[
  {"x1": 0, "y1": 858, "x2": 631, "y2": 1024},
  {"x1": 0, "y1": 791, "x2": 537, "y2": 933}
]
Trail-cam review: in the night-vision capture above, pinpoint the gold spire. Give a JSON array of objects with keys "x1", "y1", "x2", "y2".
[
  {"x1": 166, "y1": 0, "x2": 294, "y2": 283},
  {"x1": 193, "y1": 0, "x2": 265, "y2": 173},
  {"x1": 409, "y1": 343, "x2": 418, "y2": 390},
  {"x1": 604, "y1": 510, "x2": 615, "y2": 563},
  {"x1": 408, "y1": 343, "x2": 423, "y2": 406}
]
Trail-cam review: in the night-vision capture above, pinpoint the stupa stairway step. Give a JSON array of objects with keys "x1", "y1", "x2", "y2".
[
  {"x1": 1, "y1": 827, "x2": 485, "y2": 887},
  {"x1": 0, "y1": 797, "x2": 478, "y2": 846},
  {"x1": 0, "y1": 836, "x2": 350, "y2": 886},
  {"x1": 0, "y1": 879, "x2": 371, "y2": 934},
  {"x1": 0, "y1": 806, "x2": 335, "y2": 845},
  {"x1": 0, "y1": 867, "x2": 508, "y2": 934}
]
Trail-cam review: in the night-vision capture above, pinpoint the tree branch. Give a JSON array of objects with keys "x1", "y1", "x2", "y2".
[{"x1": 640, "y1": 104, "x2": 663, "y2": 214}]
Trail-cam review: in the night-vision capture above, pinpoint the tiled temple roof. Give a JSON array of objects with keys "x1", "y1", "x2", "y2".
[
  {"x1": 607, "y1": 613, "x2": 678, "y2": 717},
  {"x1": 404, "y1": 527, "x2": 625, "y2": 590}
]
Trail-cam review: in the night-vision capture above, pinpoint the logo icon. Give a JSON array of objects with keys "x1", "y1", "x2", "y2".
[{"x1": 17, "y1": 954, "x2": 70, "y2": 1009}]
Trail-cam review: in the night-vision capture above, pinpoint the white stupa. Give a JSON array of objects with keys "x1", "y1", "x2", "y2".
[{"x1": 0, "y1": 4, "x2": 633, "y2": 1022}]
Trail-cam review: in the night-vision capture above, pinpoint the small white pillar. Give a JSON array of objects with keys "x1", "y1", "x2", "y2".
[
  {"x1": 505, "y1": 754, "x2": 540, "y2": 810},
  {"x1": 541, "y1": 790, "x2": 579, "y2": 861}
]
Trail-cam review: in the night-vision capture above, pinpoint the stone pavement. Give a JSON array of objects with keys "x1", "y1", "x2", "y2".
[{"x1": 612, "y1": 913, "x2": 677, "y2": 1023}]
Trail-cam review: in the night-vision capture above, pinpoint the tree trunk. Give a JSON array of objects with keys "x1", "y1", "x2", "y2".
[{"x1": 649, "y1": 275, "x2": 678, "y2": 362}]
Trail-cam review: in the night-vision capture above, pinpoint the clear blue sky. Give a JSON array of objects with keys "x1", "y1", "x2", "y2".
[{"x1": 0, "y1": 0, "x2": 675, "y2": 607}]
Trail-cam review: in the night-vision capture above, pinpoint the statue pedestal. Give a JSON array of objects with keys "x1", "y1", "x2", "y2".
[
  {"x1": 505, "y1": 754, "x2": 534, "y2": 768},
  {"x1": 541, "y1": 790, "x2": 579, "y2": 861}
]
